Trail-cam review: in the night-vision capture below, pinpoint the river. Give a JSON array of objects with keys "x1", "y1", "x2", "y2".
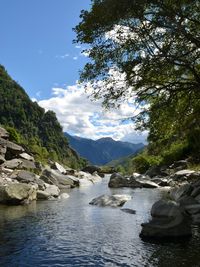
[{"x1": 0, "y1": 175, "x2": 200, "y2": 267}]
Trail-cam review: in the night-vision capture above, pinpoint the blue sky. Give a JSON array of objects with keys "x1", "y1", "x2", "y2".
[
  {"x1": 0, "y1": 0, "x2": 91, "y2": 99},
  {"x1": 0, "y1": 0, "x2": 147, "y2": 143}
]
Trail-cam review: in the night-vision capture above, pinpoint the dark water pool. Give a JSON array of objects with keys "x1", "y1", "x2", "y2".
[{"x1": 0, "y1": 175, "x2": 200, "y2": 267}]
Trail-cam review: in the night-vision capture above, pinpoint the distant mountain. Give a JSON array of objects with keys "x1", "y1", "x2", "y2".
[{"x1": 65, "y1": 133, "x2": 144, "y2": 165}]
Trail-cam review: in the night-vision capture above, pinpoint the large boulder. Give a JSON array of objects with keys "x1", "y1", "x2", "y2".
[
  {"x1": 169, "y1": 184, "x2": 193, "y2": 201},
  {"x1": 151, "y1": 200, "x2": 180, "y2": 218},
  {"x1": 169, "y1": 160, "x2": 188, "y2": 171},
  {"x1": 172, "y1": 169, "x2": 198, "y2": 181},
  {"x1": 0, "y1": 183, "x2": 37, "y2": 204},
  {"x1": 19, "y1": 152, "x2": 34, "y2": 162},
  {"x1": 108, "y1": 173, "x2": 158, "y2": 189},
  {"x1": 2, "y1": 159, "x2": 23, "y2": 169},
  {"x1": 20, "y1": 159, "x2": 36, "y2": 170},
  {"x1": 145, "y1": 165, "x2": 169, "y2": 178},
  {"x1": 40, "y1": 168, "x2": 78, "y2": 188},
  {"x1": 37, "y1": 184, "x2": 60, "y2": 200},
  {"x1": 11, "y1": 170, "x2": 37, "y2": 183},
  {"x1": 51, "y1": 162, "x2": 66, "y2": 174},
  {"x1": 82, "y1": 165, "x2": 101, "y2": 174},
  {"x1": 0, "y1": 127, "x2": 9, "y2": 139},
  {"x1": 140, "y1": 200, "x2": 191, "y2": 239},
  {"x1": 108, "y1": 173, "x2": 125, "y2": 188},
  {"x1": 0, "y1": 138, "x2": 24, "y2": 159},
  {"x1": 89, "y1": 194, "x2": 131, "y2": 207}
]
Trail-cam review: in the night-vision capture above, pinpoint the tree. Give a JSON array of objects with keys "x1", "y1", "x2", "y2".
[
  {"x1": 75, "y1": 0, "x2": 200, "y2": 111},
  {"x1": 75, "y1": 0, "x2": 200, "y2": 161}
]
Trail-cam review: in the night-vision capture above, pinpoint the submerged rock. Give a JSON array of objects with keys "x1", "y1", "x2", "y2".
[
  {"x1": 89, "y1": 194, "x2": 131, "y2": 207},
  {"x1": 121, "y1": 208, "x2": 136, "y2": 214}
]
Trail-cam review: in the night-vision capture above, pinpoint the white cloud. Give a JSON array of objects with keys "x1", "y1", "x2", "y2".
[
  {"x1": 56, "y1": 53, "x2": 70, "y2": 59},
  {"x1": 38, "y1": 84, "x2": 147, "y2": 144},
  {"x1": 75, "y1": 45, "x2": 81, "y2": 49},
  {"x1": 73, "y1": 56, "x2": 78, "y2": 60},
  {"x1": 36, "y1": 91, "x2": 41, "y2": 97}
]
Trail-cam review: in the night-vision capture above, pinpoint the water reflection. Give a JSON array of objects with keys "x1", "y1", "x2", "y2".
[{"x1": 0, "y1": 177, "x2": 199, "y2": 267}]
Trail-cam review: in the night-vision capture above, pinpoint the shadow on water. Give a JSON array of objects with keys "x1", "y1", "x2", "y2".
[{"x1": 0, "y1": 176, "x2": 200, "y2": 267}]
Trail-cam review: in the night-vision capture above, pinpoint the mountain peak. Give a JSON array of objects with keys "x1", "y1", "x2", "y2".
[{"x1": 65, "y1": 133, "x2": 144, "y2": 165}]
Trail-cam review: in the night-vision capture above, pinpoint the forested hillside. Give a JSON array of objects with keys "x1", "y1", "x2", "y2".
[{"x1": 0, "y1": 65, "x2": 86, "y2": 168}]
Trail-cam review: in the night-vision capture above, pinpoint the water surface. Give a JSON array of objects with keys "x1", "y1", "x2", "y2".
[{"x1": 0, "y1": 175, "x2": 200, "y2": 267}]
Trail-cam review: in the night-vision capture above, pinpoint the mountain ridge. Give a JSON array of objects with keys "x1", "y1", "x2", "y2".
[{"x1": 65, "y1": 132, "x2": 144, "y2": 165}]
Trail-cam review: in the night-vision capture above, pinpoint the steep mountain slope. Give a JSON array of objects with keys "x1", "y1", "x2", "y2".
[
  {"x1": 0, "y1": 65, "x2": 85, "y2": 168},
  {"x1": 65, "y1": 133, "x2": 144, "y2": 165}
]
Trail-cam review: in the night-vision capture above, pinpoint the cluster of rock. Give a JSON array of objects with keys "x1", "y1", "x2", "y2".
[
  {"x1": 109, "y1": 160, "x2": 200, "y2": 190},
  {"x1": 0, "y1": 127, "x2": 103, "y2": 205},
  {"x1": 140, "y1": 167, "x2": 200, "y2": 239},
  {"x1": 108, "y1": 160, "x2": 200, "y2": 240}
]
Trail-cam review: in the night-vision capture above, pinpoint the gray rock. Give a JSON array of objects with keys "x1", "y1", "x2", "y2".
[
  {"x1": 191, "y1": 186, "x2": 200, "y2": 198},
  {"x1": 0, "y1": 144, "x2": 6, "y2": 157},
  {"x1": 151, "y1": 200, "x2": 180, "y2": 218},
  {"x1": 108, "y1": 173, "x2": 141, "y2": 188},
  {"x1": 0, "y1": 127, "x2": 9, "y2": 139},
  {"x1": 178, "y1": 196, "x2": 198, "y2": 207},
  {"x1": 11, "y1": 170, "x2": 37, "y2": 183},
  {"x1": 0, "y1": 155, "x2": 5, "y2": 164},
  {"x1": 40, "y1": 174, "x2": 58, "y2": 186},
  {"x1": 137, "y1": 179, "x2": 159, "y2": 189},
  {"x1": 140, "y1": 200, "x2": 191, "y2": 239},
  {"x1": 82, "y1": 165, "x2": 101, "y2": 174},
  {"x1": 175, "y1": 169, "x2": 195, "y2": 176},
  {"x1": 19, "y1": 153, "x2": 34, "y2": 162},
  {"x1": 20, "y1": 159, "x2": 36, "y2": 170},
  {"x1": 191, "y1": 214, "x2": 200, "y2": 224},
  {"x1": 41, "y1": 168, "x2": 77, "y2": 188},
  {"x1": 0, "y1": 138, "x2": 24, "y2": 159},
  {"x1": 145, "y1": 166, "x2": 168, "y2": 178},
  {"x1": 2, "y1": 159, "x2": 23, "y2": 169},
  {"x1": 45, "y1": 184, "x2": 60, "y2": 197},
  {"x1": 0, "y1": 183, "x2": 37, "y2": 204},
  {"x1": 169, "y1": 160, "x2": 188, "y2": 170},
  {"x1": 58, "y1": 193, "x2": 69, "y2": 199},
  {"x1": 185, "y1": 204, "x2": 200, "y2": 215},
  {"x1": 37, "y1": 190, "x2": 51, "y2": 200},
  {"x1": 34, "y1": 178, "x2": 46, "y2": 190},
  {"x1": 170, "y1": 184, "x2": 193, "y2": 201},
  {"x1": 89, "y1": 194, "x2": 131, "y2": 207},
  {"x1": 37, "y1": 184, "x2": 60, "y2": 200},
  {"x1": 121, "y1": 208, "x2": 136, "y2": 214},
  {"x1": 51, "y1": 162, "x2": 66, "y2": 174}
]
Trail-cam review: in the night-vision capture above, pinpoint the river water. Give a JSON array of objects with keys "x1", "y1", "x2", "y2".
[{"x1": 0, "y1": 175, "x2": 200, "y2": 267}]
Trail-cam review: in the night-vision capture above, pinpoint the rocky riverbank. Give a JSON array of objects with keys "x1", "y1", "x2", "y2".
[
  {"x1": 108, "y1": 162, "x2": 200, "y2": 240},
  {"x1": 0, "y1": 127, "x2": 103, "y2": 205}
]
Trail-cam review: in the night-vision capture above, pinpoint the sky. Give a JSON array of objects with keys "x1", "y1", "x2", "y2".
[{"x1": 0, "y1": 0, "x2": 147, "y2": 144}]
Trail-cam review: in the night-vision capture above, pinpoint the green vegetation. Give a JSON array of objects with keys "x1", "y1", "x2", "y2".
[
  {"x1": 75, "y1": 0, "x2": 200, "y2": 173},
  {"x1": 0, "y1": 65, "x2": 87, "y2": 169}
]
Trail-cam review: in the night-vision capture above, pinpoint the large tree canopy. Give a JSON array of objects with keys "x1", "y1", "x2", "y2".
[
  {"x1": 75, "y1": 0, "x2": 200, "y2": 109},
  {"x1": 75, "y1": 0, "x2": 200, "y2": 161}
]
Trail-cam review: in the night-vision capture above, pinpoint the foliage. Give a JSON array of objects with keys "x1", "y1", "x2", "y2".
[
  {"x1": 5, "y1": 126, "x2": 22, "y2": 143},
  {"x1": 0, "y1": 65, "x2": 86, "y2": 169},
  {"x1": 75, "y1": 0, "x2": 200, "y2": 170}
]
